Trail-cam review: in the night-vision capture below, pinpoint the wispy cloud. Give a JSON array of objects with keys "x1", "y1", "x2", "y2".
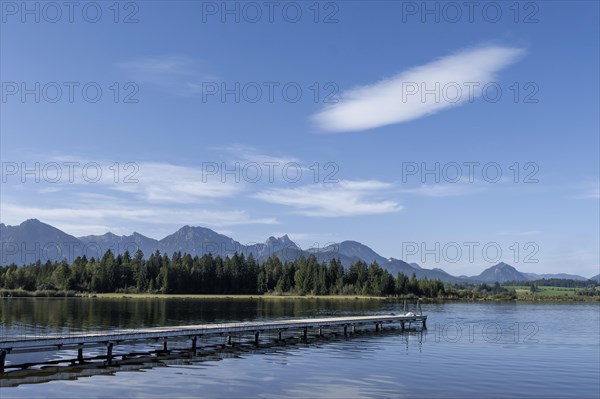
[
  {"x1": 218, "y1": 144, "x2": 300, "y2": 167},
  {"x1": 254, "y1": 180, "x2": 401, "y2": 217},
  {"x1": 113, "y1": 162, "x2": 242, "y2": 203},
  {"x1": 312, "y1": 45, "x2": 524, "y2": 132},
  {"x1": 577, "y1": 185, "x2": 600, "y2": 199},
  {"x1": 118, "y1": 56, "x2": 193, "y2": 74},
  {"x1": 400, "y1": 183, "x2": 477, "y2": 197},
  {"x1": 117, "y1": 55, "x2": 217, "y2": 96},
  {"x1": 5, "y1": 160, "x2": 243, "y2": 204},
  {"x1": 0, "y1": 202, "x2": 277, "y2": 237},
  {"x1": 0, "y1": 156, "x2": 277, "y2": 235}
]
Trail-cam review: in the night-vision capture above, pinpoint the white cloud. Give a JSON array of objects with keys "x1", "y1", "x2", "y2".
[
  {"x1": 218, "y1": 144, "x2": 300, "y2": 166},
  {"x1": 0, "y1": 155, "x2": 280, "y2": 235},
  {"x1": 4, "y1": 160, "x2": 244, "y2": 204},
  {"x1": 0, "y1": 202, "x2": 277, "y2": 237},
  {"x1": 118, "y1": 56, "x2": 195, "y2": 74},
  {"x1": 254, "y1": 180, "x2": 401, "y2": 217},
  {"x1": 567, "y1": 180, "x2": 600, "y2": 200},
  {"x1": 579, "y1": 186, "x2": 600, "y2": 199},
  {"x1": 117, "y1": 55, "x2": 217, "y2": 96},
  {"x1": 113, "y1": 162, "x2": 243, "y2": 203},
  {"x1": 312, "y1": 45, "x2": 524, "y2": 132},
  {"x1": 400, "y1": 183, "x2": 476, "y2": 197}
]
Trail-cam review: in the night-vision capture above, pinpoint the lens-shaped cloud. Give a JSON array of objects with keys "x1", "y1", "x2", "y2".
[{"x1": 312, "y1": 45, "x2": 525, "y2": 132}]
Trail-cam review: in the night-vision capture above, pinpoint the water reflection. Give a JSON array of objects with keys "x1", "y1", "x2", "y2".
[
  {"x1": 0, "y1": 297, "x2": 386, "y2": 336},
  {"x1": 1, "y1": 328, "x2": 425, "y2": 388}
]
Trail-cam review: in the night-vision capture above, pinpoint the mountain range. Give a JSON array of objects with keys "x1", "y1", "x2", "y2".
[{"x1": 1, "y1": 219, "x2": 597, "y2": 283}]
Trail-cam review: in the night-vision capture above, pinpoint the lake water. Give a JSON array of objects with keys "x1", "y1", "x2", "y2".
[{"x1": 0, "y1": 298, "x2": 598, "y2": 398}]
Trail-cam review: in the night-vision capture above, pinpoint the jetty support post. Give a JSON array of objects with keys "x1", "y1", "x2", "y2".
[
  {"x1": 352, "y1": 324, "x2": 356, "y2": 334},
  {"x1": 106, "y1": 342, "x2": 113, "y2": 366},
  {"x1": 163, "y1": 337, "x2": 168, "y2": 352},
  {"x1": 227, "y1": 335, "x2": 232, "y2": 346},
  {"x1": 343, "y1": 325, "x2": 348, "y2": 336},
  {"x1": 318, "y1": 327, "x2": 323, "y2": 337},
  {"x1": 0, "y1": 350, "x2": 6, "y2": 373},
  {"x1": 77, "y1": 344, "x2": 84, "y2": 363},
  {"x1": 191, "y1": 336, "x2": 197, "y2": 354},
  {"x1": 277, "y1": 330, "x2": 283, "y2": 341},
  {"x1": 400, "y1": 321, "x2": 405, "y2": 332},
  {"x1": 375, "y1": 323, "x2": 380, "y2": 332},
  {"x1": 303, "y1": 328, "x2": 307, "y2": 340},
  {"x1": 254, "y1": 331, "x2": 260, "y2": 346},
  {"x1": 422, "y1": 317, "x2": 427, "y2": 330}
]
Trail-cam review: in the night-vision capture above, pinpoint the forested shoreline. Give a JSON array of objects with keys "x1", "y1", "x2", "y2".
[{"x1": 0, "y1": 249, "x2": 519, "y2": 299}]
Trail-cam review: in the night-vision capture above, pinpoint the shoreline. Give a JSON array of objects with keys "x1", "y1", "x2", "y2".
[
  {"x1": 1, "y1": 290, "x2": 598, "y2": 302},
  {"x1": 92, "y1": 293, "x2": 389, "y2": 300},
  {"x1": 88, "y1": 293, "x2": 600, "y2": 302}
]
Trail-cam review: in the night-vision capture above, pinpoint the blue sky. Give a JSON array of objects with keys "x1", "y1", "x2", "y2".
[{"x1": 1, "y1": 1, "x2": 598, "y2": 276}]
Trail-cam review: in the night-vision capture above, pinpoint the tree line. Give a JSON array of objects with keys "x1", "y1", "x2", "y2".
[{"x1": 0, "y1": 249, "x2": 450, "y2": 297}]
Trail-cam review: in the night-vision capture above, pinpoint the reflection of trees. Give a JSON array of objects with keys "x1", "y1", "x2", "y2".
[{"x1": 0, "y1": 298, "x2": 383, "y2": 330}]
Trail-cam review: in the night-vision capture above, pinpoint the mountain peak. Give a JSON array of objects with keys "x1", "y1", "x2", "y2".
[
  {"x1": 265, "y1": 235, "x2": 299, "y2": 249},
  {"x1": 21, "y1": 218, "x2": 42, "y2": 226},
  {"x1": 172, "y1": 225, "x2": 215, "y2": 237},
  {"x1": 19, "y1": 219, "x2": 65, "y2": 232},
  {"x1": 474, "y1": 262, "x2": 531, "y2": 283},
  {"x1": 335, "y1": 241, "x2": 388, "y2": 265},
  {"x1": 487, "y1": 262, "x2": 519, "y2": 273}
]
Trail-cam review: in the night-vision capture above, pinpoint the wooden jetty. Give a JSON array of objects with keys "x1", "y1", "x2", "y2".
[{"x1": 0, "y1": 313, "x2": 426, "y2": 373}]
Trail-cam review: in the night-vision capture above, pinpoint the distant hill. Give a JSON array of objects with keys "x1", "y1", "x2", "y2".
[
  {"x1": 157, "y1": 225, "x2": 242, "y2": 258},
  {"x1": 333, "y1": 241, "x2": 389, "y2": 265},
  {"x1": 591, "y1": 274, "x2": 600, "y2": 282},
  {"x1": 409, "y1": 262, "x2": 423, "y2": 270},
  {"x1": 0, "y1": 219, "x2": 591, "y2": 284},
  {"x1": 386, "y1": 258, "x2": 422, "y2": 276},
  {"x1": 384, "y1": 259, "x2": 463, "y2": 283},
  {"x1": 0, "y1": 219, "x2": 82, "y2": 265},
  {"x1": 243, "y1": 235, "x2": 304, "y2": 263},
  {"x1": 79, "y1": 232, "x2": 158, "y2": 258},
  {"x1": 472, "y1": 262, "x2": 533, "y2": 283}
]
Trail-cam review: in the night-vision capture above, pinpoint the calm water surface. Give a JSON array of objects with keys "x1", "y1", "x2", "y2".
[{"x1": 0, "y1": 298, "x2": 598, "y2": 398}]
